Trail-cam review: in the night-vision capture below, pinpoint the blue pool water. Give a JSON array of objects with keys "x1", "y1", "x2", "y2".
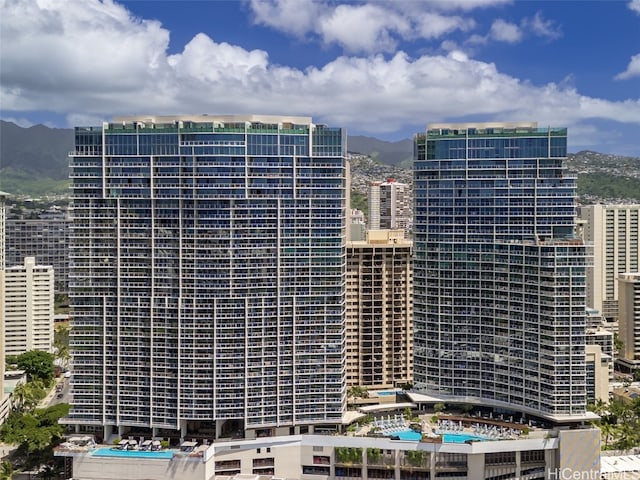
[
  {"x1": 376, "y1": 391, "x2": 398, "y2": 396},
  {"x1": 92, "y1": 447, "x2": 174, "y2": 459},
  {"x1": 442, "y1": 433, "x2": 487, "y2": 443},
  {"x1": 386, "y1": 430, "x2": 488, "y2": 443},
  {"x1": 387, "y1": 430, "x2": 422, "y2": 441}
]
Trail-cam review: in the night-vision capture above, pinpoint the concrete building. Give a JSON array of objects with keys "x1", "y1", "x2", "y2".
[
  {"x1": 413, "y1": 122, "x2": 589, "y2": 421},
  {"x1": 5, "y1": 216, "x2": 71, "y2": 293},
  {"x1": 618, "y1": 272, "x2": 640, "y2": 371},
  {"x1": 585, "y1": 345, "x2": 610, "y2": 404},
  {"x1": 348, "y1": 209, "x2": 366, "y2": 242},
  {"x1": 578, "y1": 204, "x2": 640, "y2": 321},
  {"x1": 3, "y1": 257, "x2": 54, "y2": 356},
  {"x1": 56, "y1": 427, "x2": 602, "y2": 480},
  {"x1": 346, "y1": 230, "x2": 412, "y2": 389},
  {"x1": 0, "y1": 191, "x2": 8, "y2": 423},
  {"x1": 67, "y1": 115, "x2": 347, "y2": 441},
  {"x1": 368, "y1": 179, "x2": 410, "y2": 233}
]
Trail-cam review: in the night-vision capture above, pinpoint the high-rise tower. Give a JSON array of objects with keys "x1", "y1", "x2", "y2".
[
  {"x1": 368, "y1": 179, "x2": 410, "y2": 233},
  {"x1": 3, "y1": 257, "x2": 54, "y2": 356},
  {"x1": 346, "y1": 230, "x2": 413, "y2": 389},
  {"x1": 413, "y1": 122, "x2": 588, "y2": 421},
  {"x1": 0, "y1": 191, "x2": 8, "y2": 422},
  {"x1": 578, "y1": 204, "x2": 640, "y2": 321},
  {"x1": 67, "y1": 115, "x2": 347, "y2": 440}
]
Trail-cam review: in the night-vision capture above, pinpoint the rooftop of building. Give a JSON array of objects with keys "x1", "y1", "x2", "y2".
[
  {"x1": 423, "y1": 121, "x2": 567, "y2": 138},
  {"x1": 112, "y1": 114, "x2": 313, "y2": 125},
  {"x1": 619, "y1": 272, "x2": 640, "y2": 281}
]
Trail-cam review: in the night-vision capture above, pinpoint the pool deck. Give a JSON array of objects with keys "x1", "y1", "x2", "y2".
[{"x1": 354, "y1": 412, "x2": 530, "y2": 442}]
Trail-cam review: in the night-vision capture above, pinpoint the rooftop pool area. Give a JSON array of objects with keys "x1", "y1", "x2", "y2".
[
  {"x1": 386, "y1": 431, "x2": 489, "y2": 443},
  {"x1": 92, "y1": 447, "x2": 174, "y2": 459},
  {"x1": 376, "y1": 390, "x2": 400, "y2": 396},
  {"x1": 442, "y1": 433, "x2": 488, "y2": 443}
]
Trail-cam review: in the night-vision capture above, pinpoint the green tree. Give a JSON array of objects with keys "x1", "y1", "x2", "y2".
[
  {"x1": 613, "y1": 333, "x2": 624, "y2": 353},
  {"x1": 433, "y1": 403, "x2": 446, "y2": 414},
  {"x1": 350, "y1": 191, "x2": 368, "y2": 217},
  {"x1": 53, "y1": 324, "x2": 70, "y2": 370},
  {"x1": 348, "y1": 386, "x2": 368, "y2": 399},
  {"x1": 587, "y1": 398, "x2": 607, "y2": 416},
  {"x1": 16, "y1": 351, "x2": 54, "y2": 385},
  {"x1": 0, "y1": 403, "x2": 70, "y2": 455}
]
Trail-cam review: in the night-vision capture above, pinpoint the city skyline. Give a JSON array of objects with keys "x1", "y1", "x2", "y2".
[{"x1": 0, "y1": 0, "x2": 639, "y2": 156}]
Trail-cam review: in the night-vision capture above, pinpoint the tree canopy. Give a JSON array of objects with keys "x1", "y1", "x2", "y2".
[
  {"x1": 0, "y1": 403, "x2": 69, "y2": 455},
  {"x1": 16, "y1": 351, "x2": 54, "y2": 385}
]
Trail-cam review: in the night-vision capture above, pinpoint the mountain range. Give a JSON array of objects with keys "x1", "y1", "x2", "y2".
[{"x1": 1, "y1": 120, "x2": 639, "y2": 203}]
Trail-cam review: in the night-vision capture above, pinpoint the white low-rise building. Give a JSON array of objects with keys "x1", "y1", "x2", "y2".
[{"x1": 56, "y1": 428, "x2": 601, "y2": 480}]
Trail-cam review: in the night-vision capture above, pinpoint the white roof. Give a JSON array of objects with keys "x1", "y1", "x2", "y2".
[
  {"x1": 358, "y1": 402, "x2": 416, "y2": 413},
  {"x1": 601, "y1": 455, "x2": 640, "y2": 474}
]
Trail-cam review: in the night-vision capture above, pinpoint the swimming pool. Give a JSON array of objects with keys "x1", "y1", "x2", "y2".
[
  {"x1": 92, "y1": 447, "x2": 174, "y2": 459},
  {"x1": 385, "y1": 431, "x2": 488, "y2": 443},
  {"x1": 386, "y1": 429, "x2": 422, "y2": 441},
  {"x1": 376, "y1": 390, "x2": 399, "y2": 396},
  {"x1": 442, "y1": 433, "x2": 487, "y2": 443}
]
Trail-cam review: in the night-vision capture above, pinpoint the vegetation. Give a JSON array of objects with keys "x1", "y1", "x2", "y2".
[
  {"x1": 367, "y1": 447, "x2": 382, "y2": 462},
  {"x1": 15, "y1": 351, "x2": 55, "y2": 385},
  {"x1": 348, "y1": 386, "x2": 369, "y2": 399},
  {"x1": 0, "y1": 461, "x2": 13, "y2": 480},
  {"x1": 0, "y1": 168, "x2": 69, "y2": 196},
  {"x1": 433, "y1": 403, "x2": 446, "y2": 414},
  {"x1": 405, "y1": 450, "x2": 426, "y2": 467},
  {"x1": 0, "y1": 404, "x2": 70, "y2": 471},
  {"x1": 11, "y1": 380, "x2": 48, "y2": 412},
  {"x1": 350, "y1": 190, "x2": 368, "y2": 216},
  {"x1": 588, "y1": 397, "x2": 640, "y2": 450},
  {"x1": 53, "y1": 324, "x2": 70, "y2": 370},
  {"x1": 614, "y1": 333, "x2": 624, "y2": 353},
  {"x1": 577, "y1": 173, "x2": 640, "y2": 202},
  {"x1": 54, "y1": 294, "x2": 70, "y2": 315},
  {"x1": 335, "y1": 447, "x2": 363, "y2": 464}
]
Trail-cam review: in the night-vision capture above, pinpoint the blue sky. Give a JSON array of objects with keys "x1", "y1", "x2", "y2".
[{"x1": 1, "y1": 0, "x2": 639, "y2": 155}]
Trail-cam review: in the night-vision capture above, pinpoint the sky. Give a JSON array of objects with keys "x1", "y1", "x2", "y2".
[{"x1": 1, "y1": 0, "x2": 639, "y2": 155}]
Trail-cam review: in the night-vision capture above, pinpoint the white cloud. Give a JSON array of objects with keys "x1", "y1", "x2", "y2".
[
  {"x1": 249, "y1": 0, "x2": 324, "y2": 37},
  {"x1": 489, "y1": 19, "x2": 522, "y2": 43},
  {"x1": 415, "y1": 12, "x2": 475, "y2": 39},
  {"x1": 630, "y1": 0, "x2": 640, "y2": 14},
  {"x1": 249, "y1": 0, "x2": 477, "y2": 54},
  {"x1": 0, "y1": 116, "x2": 36, "y2": 128},
  {"x1": 465, "y1": 11, "x2": 561, "y2": 47},
  {"x1": 1, "y1": 0, "x2": 639, "y2": 145},
  {"x1": 317, "y1": 4, "x2": 410, "y2": 53},
  {"x1": 426, "y1": 0, "x2": 512, "y2": 12},
  {"x1": 523, "y1": 11, "x2": 562, "y2": 40},
  {"x1": 615, "y1": 54, "x2": 640, "y2": 80}
]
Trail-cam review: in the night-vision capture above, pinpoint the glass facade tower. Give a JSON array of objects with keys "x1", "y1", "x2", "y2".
[
  {"x1": 67, "y1": 115, "x2": 347, "y2": 437},
  {"x1": 414, "y1": 122, "x2": 588, "y2": 420}
]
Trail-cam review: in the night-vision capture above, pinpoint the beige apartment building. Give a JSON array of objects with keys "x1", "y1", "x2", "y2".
[
  {"x1": 3, "y1": 256, "x2": 54, "y2": 356},
  {"x1": 0, "y1": 191, "x2": 8, "y2": 423},
  {"x1": 578, "y1": 204, "x2": 640, "y2": 321},
  {"x1": 346, "y1": 230, "x2": 412, "y2": 389},
  {"x1": 618, "y1": 272, "x2": 640, "y2": 371}
]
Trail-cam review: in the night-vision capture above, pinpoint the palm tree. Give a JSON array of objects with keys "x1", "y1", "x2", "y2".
[{"x1": 598, "y1": 422, "x2": 616, "y2": 450}]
